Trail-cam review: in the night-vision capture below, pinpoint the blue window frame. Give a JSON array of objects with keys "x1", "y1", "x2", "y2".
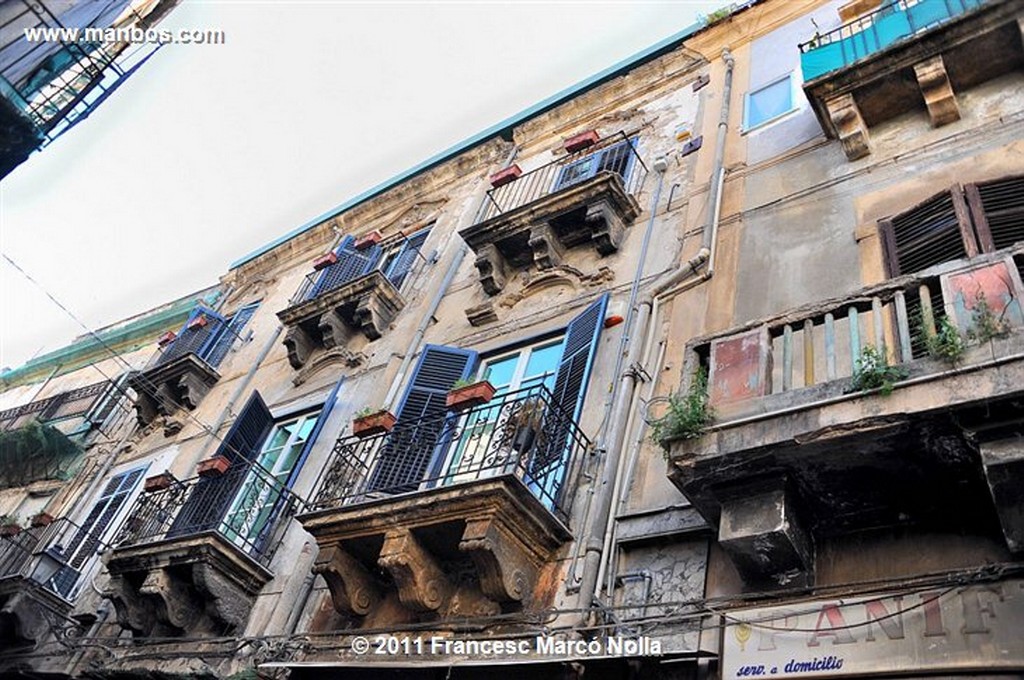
[{"x1": 744, "y1": 74, "x2": 796, "y2": 130}]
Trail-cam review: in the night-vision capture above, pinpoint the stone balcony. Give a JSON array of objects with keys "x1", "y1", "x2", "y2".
[
  {"x1": 667, "y1": 249, "x2": 1024, "y2": 587},
  {"x1": 460, "y1": 133, "x2": 645, "y2": 296},
  {"x1": 297, "y1": 385, "x2": 587, "y2": 628},
  {"x1": 800, "y1": 0, "x2": 1024, "y2": 160}
]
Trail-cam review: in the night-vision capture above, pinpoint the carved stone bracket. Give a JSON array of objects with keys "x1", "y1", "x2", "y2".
[
  {"x1": 914, "y1": 55, "x2": 960, "y2": 127},
  {"x1": 460, "y1": 172, "x2": 640, "y2": 295},
  {"x1": 378, "y1": 528, "x2": 453, "y2": 612},
  {"x1": 825, "y1": 93, "x2": 871, "y2": 161},
  {"x1": 313, "y1": 545, "x2": 381, "y2": 615},
  {"x1": 277, "y1": 271, "x2": 405, "y2": 369},
  {"x1": 129, "y1": 355, "x2": 220, "y2": 427},
  {"x1": 459, "y1": 516, "x2": 533, "y2": 602},
  {"x1": 466, "y1": 301, "x2": 499, "y2": 327}
]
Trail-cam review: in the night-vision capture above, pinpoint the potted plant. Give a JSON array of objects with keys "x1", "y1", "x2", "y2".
[
  {"x1": 144, "y1": 472, "x2": 177, "y2": 492},
  {"x1": 564, "y1": 129, "x2": 600, "y2": 153},
  {"x1": 354, "y1": 230, "x2": 383, "y2": 250},
  {"x1": 503, "y1": 398, "x2": 546, "y2": 453},
  {"x1": 30, "y1": 512, "x2": 55, "y2": 528},
  {"x1": 446, "y1": 379, "x2": 497, "y2": 412},
  {"x1": 489, "y1": 164, "x2": 522, "y2": 188},
  {"x1": 312, "y1": 252, "x2": 338, "y2": 270},
  {"x1": 0, "y1": 515, "x2": 22, "y2": 537},
  {"x1": 197, "y1": 455, "x2": 232, "y2": 478},
  {"x1": 187, "y1": 314, "x2": 209, "y2": 330},
  {"x1": 352, "y1": 407, "x2": 396, "y2": 438}
]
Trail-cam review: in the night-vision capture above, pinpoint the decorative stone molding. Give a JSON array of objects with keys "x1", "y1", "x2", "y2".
[
  {"x1": 825, "y1": 94, "x2": 870, "y2": 161},
  {"x1": 298, "y1": 477, "x2": 570, "y2": 629},
  {"x1": 914, "y1": 56, "x2": 960, "y2": 127},
  {"x1": 465, "y1": 302, "x2": 498, "y2": 327},
  {"x1": 277, "y1": 271, "x2": 404, "y2": 369},
  {"x1": 460, "y1": 173, "x2": 640, "y2": 295},
  {"x1": 291, "y1": 346, "x2": 368, "y2": 387},
  {"x1": 103, "y1": 533, "x2": 272, "y2": 638},
  {"x1": 129, "y1": 355, "x2": 220, "y2": 427}
]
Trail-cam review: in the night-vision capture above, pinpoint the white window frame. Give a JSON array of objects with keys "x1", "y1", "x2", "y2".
[{"x1": 743, "y1": 72, "x2": 800, "y2": 132}]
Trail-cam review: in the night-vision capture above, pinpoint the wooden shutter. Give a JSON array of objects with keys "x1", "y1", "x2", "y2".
[
  {"x1": 966, "y1": 175, "x2": 1024, "y2": 252},
  {"x1": 384, "y1": 228, "x2": 430, "y2": 290},
  {"x1": 881, "y1": 188, "x2": 975, "y2": 276},
  {"x1": 309, "y1": 236, "x2": 384, "y2": 299},
  {"x1": 168, "y1": 392, "x2": 273, "y2": 537},
  {"x1": 366, "y1": 345, "x2": 477, "y2": 492},
  {"x1": 551, "y1": 294, "x2": 608, "y2": 422},
  {"x1": 202, "y1": 302, "x2": 259, "y2": 368},
  {"x1": 159, "y1": 306, "x2": 227, "y2": 366},
  {"x1": 285, "y1": 376, "x2": 344, "y2": 490}
]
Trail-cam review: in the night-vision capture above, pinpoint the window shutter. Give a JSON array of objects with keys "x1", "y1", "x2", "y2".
[
  {"x1": 968, "y1": 175, "x2": 1024, "y2": 252},
  {"x1": 168, "y1": 392, "x2": 273, "y2": 537},
  {"x1": 384, "y1": 228, "x2": 430, "y2": 290},
  {"x1": 596, "y1": 139, "x2": 634, "y2": 181},
  {"x1": 554, "y1": 139, "x2": 633, "y2": 192},
  {"x1": 52, "y1": 467, "x2": 145, "y2": 597},
  {"x1": 883, "y1": 189, "x2": 972, "y2": 276},
  {"x1": 366, "y1": 345, "x2": 477, "y2": 492},
  {"x1": 285, "y1": 376, "x2": 344, "y2": 490},
  {"x1": 202, "y1": 302, "x2": 259, "y2": 368},
  {"x1": 551, "y1": 294, "x2": 608, "y2": 422},
  {"x1": 309, "y1": 236, "x2": 384, "y2": 299},
  {"x1": 158, "y1": 306, "x2": 227, "y2": 366}
]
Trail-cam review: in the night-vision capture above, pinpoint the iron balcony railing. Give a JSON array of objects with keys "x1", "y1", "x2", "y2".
[
  {"x1": 0, "y1": 517, "x2": 98, "y2": 600},
  {"x1": 476, "y1": 132, "x2": 648, "y2": 223},
  {"x1": 799, "y1": 0, "x2": 986, "y2": 80},
  {"x1": 311, "y1": 384, "x2": 591, "y2": 525},
  {"x1": 0, "y1": 378, "x2": 134, "y2": 439},
  {"x1": 113, "y1": 463, "x2": 306, "y2": 569}
]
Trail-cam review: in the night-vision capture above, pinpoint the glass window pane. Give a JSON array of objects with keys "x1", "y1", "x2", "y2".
[
  {"x1": 747, "y1": 77, "x2": 792, "y2": 128},
  {"x1": 524, "y1": 342, "x2": 562, "y2": 384},
  {"x1": 482, "y1": 354, "x2": 519, "y2": 391}
]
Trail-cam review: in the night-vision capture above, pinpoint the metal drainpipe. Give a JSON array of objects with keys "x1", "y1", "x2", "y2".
[
  {"x1": 575, "y1": 157, "x2": 667, "y2": 618},
  {"x1": 195, "y1": 324, "x2": 284, "y2": 459}
]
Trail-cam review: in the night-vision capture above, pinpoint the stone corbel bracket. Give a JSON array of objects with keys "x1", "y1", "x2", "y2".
[
  {"x1": 277, "y1": 271, "x2": 405, "y2": 369},
  {"x1": 129, "y1": 355, "x2": 220, "y2": 427},
  {"x1": 460, "y1": 173, "x2": 640, "y2": 296}
]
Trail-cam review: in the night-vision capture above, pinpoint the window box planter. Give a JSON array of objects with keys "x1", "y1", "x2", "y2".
[
  {"x1": 197, "y1": 455, "x2": 231, "y2": 478},
  {"x1": 354, "y1": 231, "x2": 383, "y2": 251},
  {"x1": 0, "y1": 522, "x2": 21, "y2": 537},
  {"x1": 157, "y1": 331, "x2": 177, "y2": 347},
  {"x1": 313, "y1": 252, "x2": 338, "y2": 270},
  {"x1": 188, "y1": 314, "x2": 209, "y2": 330},
  {"x1": 489, "y1": 165, "x2": 522, "y2": 188},
  {"x1": 564, "y1": 130, "x2": 600, "y2": 153},
  {"x1": 352, "y1": 409, "x2": 396, "y2": 438},
  {"x1": 446, "y1": 380, "x2": 497, "y2": 412},
  {"x1": 144, "y1": 472, "x2": 177, "y2": 492},
  {"x1": 30, "y1": 512, "x2": 54, "y2": 528}
]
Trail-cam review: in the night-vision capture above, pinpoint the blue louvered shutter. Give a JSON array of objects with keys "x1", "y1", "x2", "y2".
[
  {"x1": 285, "y1": 376, "x2": 344, "y2": 489},
  {"x1": 308, "y1": 236, "x2": 384, "y2": 299},
  {"x1": 384, "y1": 228, "x2": 430, "y2": 290},
  {"x1": 551, "y1": 294, "x2": 608, "y2": 422},
  {"x1": 366, "y1": 345, "x2": 477, "y2": 493},
  {"x1": 158, "y1": 306, "x2": 227, "y2": 366},
  {"x1": 168, "y1": 392, "x2": 273, "y2": 537},
  {"x1": 202, "y1": 302, "x2": 259, "y2": 368}
]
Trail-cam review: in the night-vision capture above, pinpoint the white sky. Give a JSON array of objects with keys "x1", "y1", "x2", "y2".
[{"x1": 0, "y1": 1, "x2": 720, "y2": 371}]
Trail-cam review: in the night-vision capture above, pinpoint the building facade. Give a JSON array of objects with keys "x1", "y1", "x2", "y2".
[{"x1": 1, "y1": 0, "x2": 1023, "y2": 678}]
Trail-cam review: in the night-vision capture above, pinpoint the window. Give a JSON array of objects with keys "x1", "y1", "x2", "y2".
[
  {"x1": 308, "y1": 227, "x2": 431, "y2": 300},
  {"x1": 880, "y1": 175, "x2": 1024, "y2": 277},
  {"x1": 50, "y1": 467, "x2": 146, "y2": 598},
  {"x1": 157, "y1": 302, "x2": 259, "y2": 369},
  {"x1": 554, "y1": 138, "x2": 637, "y2": 191},
  {"x1": 221, "y1": 410, "x2": 320, "y2": 549},
  {"x1": 744, "y1": 74, "x2": 796, "y2": 130}
]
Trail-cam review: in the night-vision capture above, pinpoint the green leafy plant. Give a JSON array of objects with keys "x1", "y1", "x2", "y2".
[
  {"x1": 925, "y1": 315, "x2": 967, "y2": 365},
  {"x1": 848, "y1": 345, "x2": 908, "y2": 396},
  {"x1": 450, "y1": 378, "x2": 475, "y2": 390},
  {"x1": 353, "y1": 407, "x2": 381, "y2": 419},
  {"x1": 651, "y1": 367, "x2": 713, "y2": 448},
  {"x1": 967, "y1": 291, "x2": 1011, "y2": 344}
]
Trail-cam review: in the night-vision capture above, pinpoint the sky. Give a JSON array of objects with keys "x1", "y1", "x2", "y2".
[{"x1": 0, "y1": 0, "x2": 721, "y2": 371}]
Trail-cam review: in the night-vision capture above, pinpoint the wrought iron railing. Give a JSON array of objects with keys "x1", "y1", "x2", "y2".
[
  {"x1": 0, "y1": 517, "x2": 97, "y2": 600},
  {"x1": 475, "y1": 132, "x2": 648, "y2": 223},
  {"x1": 112, "y1": 463, "x2": 306, "y2": 569},
  {"x1": 0, "y1": 379, "x2": 133, "y2": 439},
  {"x1": 799, "y1": 0, "x2": 986, "y2": 80},
  {"x1": 310, "y1": 385, "x2": 590, "y2": 524}
]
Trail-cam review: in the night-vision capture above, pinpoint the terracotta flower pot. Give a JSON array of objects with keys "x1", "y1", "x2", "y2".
[
  {"x1": 446, "y1": 380, "x2": 497, "y2": 412},
  {"x1": 352, "y1": 410, "x2": 396, "y2": 438},
  {"x1": 564, "y1": 130, "x2": 600, "y2": 153},
  {"x1": 157, "y1": 331, "x2": 177, "y2": 347},
  {"x1": 197, "y1": 455, "x2": 231, "y2": 478},
  {"x1": 313, "y1": 252, "x2": 338, "y2": 270},
  {"x1": 0, "y1": 523, "x2": 21, "y2": 537},
  {"x1": 489, "y1": 164, "x2": 522, "y2": 188},
  {"x1": 30, "y1": 512, "x2": 54, "y2": 528},
  {"x1": 188, "y1": 314, "x2": 208, "y2": 330},
  {"x1": 354, "y1": 231, "x2": 383, "y2": 250},
  {"x1": 144, "y1": 473, "x2": 176, "y2": 492}
]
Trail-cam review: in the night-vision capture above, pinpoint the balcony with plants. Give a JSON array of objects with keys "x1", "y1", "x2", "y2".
[
  {"x1": 662, "y1": 246, "x2": 1024, "y2": 587},
  {"x1": 460, "y1": 131, "x2": 646, "y2": 295},
  {"x1": 277, "y1": 230, "x2": 429, "y2": 370},
  {"x1": 798, "y1": 0, "x2": 1023, "y2": 160},
  {"x1": 297, "y1": 383, "x2": 588, "y2": 628}
]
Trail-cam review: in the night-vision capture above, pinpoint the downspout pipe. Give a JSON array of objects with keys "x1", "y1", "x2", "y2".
[{"x1": 576, "y1": 157, "x2": 668, "y2": 618}]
